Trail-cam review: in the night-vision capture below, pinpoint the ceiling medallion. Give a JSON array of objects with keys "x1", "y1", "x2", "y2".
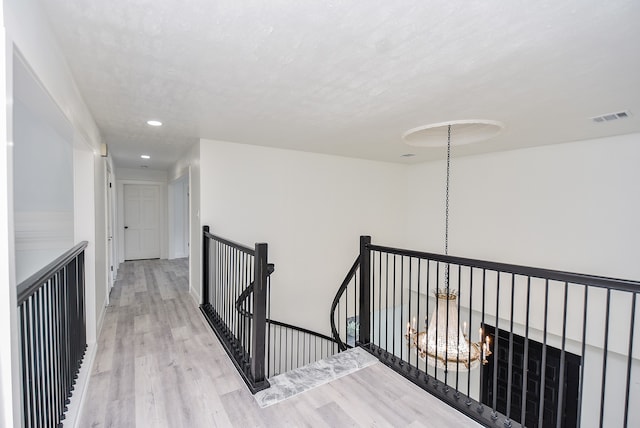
[{"x1": 402, "y1": 119, "x2": 504, "y2": 147}]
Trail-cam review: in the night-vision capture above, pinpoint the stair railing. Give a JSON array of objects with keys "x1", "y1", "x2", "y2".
[
  {"x1": 17, "y1": 241, "x2": 88, "y2": 427},
  {"x1": 200, "y1": 226, "x2": 270, "y2": 392},
  {"x1": 201, "y1": 226, "x2": 341, "y2": 392},
  {"x1": 334, "y1": 235, "x2": 640, "y2": 428},
  {"x1": 234, "y1": 257, "x2": 340, "y2": 377},
  {"x1": 330, "y1": 256, "x2": 360, "y2": 351}
]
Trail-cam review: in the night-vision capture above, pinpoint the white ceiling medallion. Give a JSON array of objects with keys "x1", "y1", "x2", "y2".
[{"x1": 403, "y1": 120, "x2": 505, "y2": 147}]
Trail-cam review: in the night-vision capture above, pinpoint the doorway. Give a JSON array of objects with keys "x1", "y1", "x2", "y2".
[{"x1": 123, "y1": 184, "x2": 161, "y2": 260}]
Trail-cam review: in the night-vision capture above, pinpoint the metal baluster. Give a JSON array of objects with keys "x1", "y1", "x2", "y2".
[
  {"x1": 266, "y1": 266, "x2": 271, "y2": 378},
  {"x1": 444, "y1": 262, "x2": 450, "y2": 391},
  {"x1": 400, "y1": 256, "x2": 405, "y2": 363},
  {"x1": 353, "y1": 265, "x2": 357, "y2": 346},
  {"x1": 466, "y1": 267, "x2": 473, "y2": 405},
  {"x1": 393, "y1": 255, "x2": 397, "y2": 359},
  {"x1": 555, "y1": 282, "x2": 569, "y2": 428},
  {"x1": 378, "y1": 251, "x2": 382, "y2": 351},
  {"x1": 623, "y1": 292, "x2": 636, "y2": 428},
  {"x1": 425, "y1": 259, "x2": 431, "y2": 380},
  {"x1": 385, "y1": 253, "x2": 389, "y2": 354},
  {"x1": 577, "y1": 285, "x2": 588, "y2": 428},
  {"x1": 478, "y1": 268, "x2": 486, "y2": 414},
  {"x1": 521, "y1": 276, "x2": 531, "y2": 425},
  {"x1": 44, "y1": 280, "x2": 53, "y2": 427},
  {"x1": 20, "y1": 300, "x2": 32, "y2": 427},
  {"x1": 344, "y1": 279, "x2": 348, "y2": 347},
  {"x1": 505, "y1": 274, "x2": 515, "y2": 427},
  {"x1": 455, "y1": 264, "x2": 461, "y2": 395},
  {"x1": 491, "y1": 273, "x2": 500, "y2": 421},
  {"x1": 416, "y1": 259, "x2": 421, "y2": 373},
  {"x1": 538, "y1": 279, "x2": 550, "y2": 428},
  {"x1": 279, "y1": 326, "x2": 283, "y2": 375},
  {"x1": 599, "y1": 289, "x2": 611, "y2": 428},
  {"x1": 435, "y1": 262, "x2": 440, "y2": 386}
]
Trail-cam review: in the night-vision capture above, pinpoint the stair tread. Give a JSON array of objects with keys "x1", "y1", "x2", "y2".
[{"x1": 254, "y1": 347, "x2": 378, "y2": 408}]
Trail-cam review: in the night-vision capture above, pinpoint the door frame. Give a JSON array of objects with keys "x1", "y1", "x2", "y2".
[
  {"x1": 105, "y1": 163, "x2": 116, "y2": 302},
  {"x1": 168, "y1": 173, "x2": 189, "y2": 260},
  {"x1": 116, "y1": 179, "x2": 168, "y2": 264}
]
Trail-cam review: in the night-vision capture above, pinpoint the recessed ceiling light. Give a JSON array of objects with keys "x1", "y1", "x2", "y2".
[
  {"x1": 141, "y1": 155, "x2": 150, "y2": 159},
  {"x1": 146, "y1": 120, "x2": 162, "y2": 126}
]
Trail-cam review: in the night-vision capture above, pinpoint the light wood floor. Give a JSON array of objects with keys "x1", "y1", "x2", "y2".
[{"x1": 79, "y1": 259, "x2": 479, "y2": 428}]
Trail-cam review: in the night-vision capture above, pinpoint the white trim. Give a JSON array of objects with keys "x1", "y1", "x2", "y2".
[
  {"x1": 65, "y1": 296, "x2": 105, "y2": 428},
  {"x1": 189, "y1": 287, "x2": 201, "y2": 306},
  {"x1": 62, "y1": 342, "x2": 97, "y2": 428},
  {"x1": 14, "y1": 211, "x2": 74, "y2": 250}
]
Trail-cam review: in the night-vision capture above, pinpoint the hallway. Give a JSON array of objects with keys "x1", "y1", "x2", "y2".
[{"x1": 79, "y1": 259, "x2": 479, "y2": 427}]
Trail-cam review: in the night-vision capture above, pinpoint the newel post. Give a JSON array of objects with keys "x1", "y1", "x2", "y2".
[
  {"x1": 251, "y1": 242, "x2": 268, "y2": 385},
  {"x1": 202, "y1": 226, "x2": 210, "y2": 305},
  {"x1": 358, "y1": 235, "x2": 371, "y2": 346}
]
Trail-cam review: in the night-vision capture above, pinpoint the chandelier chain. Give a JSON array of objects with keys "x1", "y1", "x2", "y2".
[
  {"x1": 445, "y1": 124, "x2": 451, "y2": 256},
  {"x1": 445, "y1": 124, "x2": 451, "y2": 289}
]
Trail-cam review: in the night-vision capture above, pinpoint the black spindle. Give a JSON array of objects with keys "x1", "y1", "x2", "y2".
[{"x1": 599, "y1": 289, "x2": 611, "y2": 427}]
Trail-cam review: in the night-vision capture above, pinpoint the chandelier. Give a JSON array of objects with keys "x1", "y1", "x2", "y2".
[{"x1": 404, "y1": 124, "x2": 491, "y2": 371}]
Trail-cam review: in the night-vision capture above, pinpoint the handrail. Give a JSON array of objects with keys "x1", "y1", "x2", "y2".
[
  {"x1": 330, "y1": 256, "x2": 360, "y2": 351},
  {"x1": 267, "y1": 319, "x2": 337, "y2": 344},
  {"x1": 368, "y1": 243, "x2": 640, "y2": 292},
  {"x1": 234, "y1": 263, "x2": 275, "y2": 317},
  {"x1": 234, "y1": 263, "x2": 335, "y2": 342},
  {"x1": 17, "y1": 241, "x2": 88, "y2": 304},
  {"x1": 204, "y1": 230, "x2": 255, "y2": 255}
]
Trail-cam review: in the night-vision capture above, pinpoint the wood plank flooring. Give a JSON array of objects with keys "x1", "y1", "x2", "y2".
[{"x1": 80, "y1": 259, "x2": 480, "y2": 428}]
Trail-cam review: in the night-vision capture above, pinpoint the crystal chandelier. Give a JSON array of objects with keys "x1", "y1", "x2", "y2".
[{"x1": 404, "y1": 124, "x2": 491, "y2": 371}]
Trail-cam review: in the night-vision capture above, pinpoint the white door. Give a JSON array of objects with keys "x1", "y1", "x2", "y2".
[{"x1": 124, "y1": 184, "x2": 161, "y2": 260}]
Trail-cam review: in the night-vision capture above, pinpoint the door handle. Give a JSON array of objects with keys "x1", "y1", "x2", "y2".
[{"x1": 124, "y1": 226, "x2": 129, "y2": 229}]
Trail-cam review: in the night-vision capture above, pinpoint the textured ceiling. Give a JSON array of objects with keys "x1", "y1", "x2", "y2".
[{"x1": 39, "y1": 0, "x2": 640, "y2": 169}]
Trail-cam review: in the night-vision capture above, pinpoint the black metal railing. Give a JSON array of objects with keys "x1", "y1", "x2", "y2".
[
  {"x1": 331, "y1": 236, "x2": 639, "y2": 428},
  {"x1": 237, "y1": 280, "x2": 339, "y2": 378},
  {"x1": 330, "y1": 256, "x2": 361, "y2": 351},
  {"x1": 201, "y1": 226, "x2": 341, "y2": 393},
  {"x1": 17, "y1": 241, "x2": 88, "y2": 428},
  {"x1": 200, "y1": 226, "x2": 270, "y2": 392},
  {"x1": 266, "y1": 320, "x2": 339, "y2": 377}
]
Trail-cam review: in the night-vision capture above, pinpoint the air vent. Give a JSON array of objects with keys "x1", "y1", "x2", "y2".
[{"x1": 591, "y1": 111, "x2": 631, "y2": 123}]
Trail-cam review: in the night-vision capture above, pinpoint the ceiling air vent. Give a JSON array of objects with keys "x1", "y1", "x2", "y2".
[{"x1": 591, "y1": 110, "x2": 631, "y2": 123}]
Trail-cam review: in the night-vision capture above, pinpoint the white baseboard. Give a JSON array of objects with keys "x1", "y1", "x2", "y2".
[
  {"x1": 189, "y1": 287, "x2": 201, "y2": 306},
  {"x1": 96, "y1": 303, "x2": 106, "y2": 339},
  {"x1": 62, "y1": 342, "x2": 97, "y2": 428}
]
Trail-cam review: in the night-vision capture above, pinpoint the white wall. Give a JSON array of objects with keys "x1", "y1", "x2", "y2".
[
  {"x1": 3, "y1": 1, "x2": 108, "y2": 426},
  {"x1": 168, "y1": 174, "x2": 189, "y2": 259},
  {"x1": 405, "y1": 133, "x2": 640, "y2": 281},
  {"x1": 0, "y1": 19, "x2": 22, "y2": 428},
  {"x1": 199, "y1": 139, "x2": 407, "y2": 333},
  {"x1": 171, "y1": 143, "x2": 200, "y2": 302},
  {"x1": 13, "y1": 62, "x2": 75, "y2": 283}
]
